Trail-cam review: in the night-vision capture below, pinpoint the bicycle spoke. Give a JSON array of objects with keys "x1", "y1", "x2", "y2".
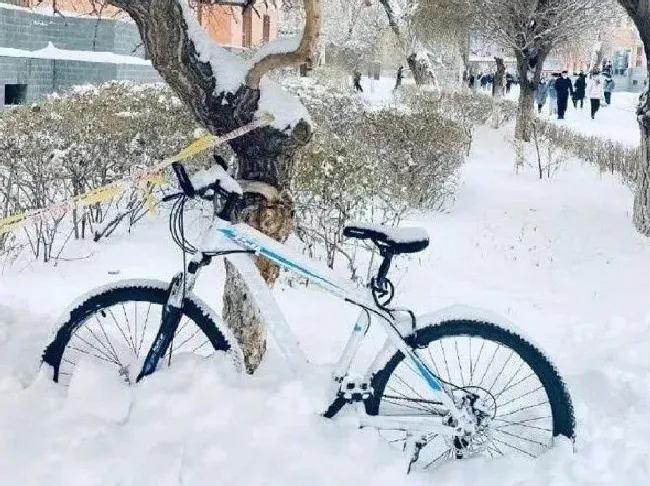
[
  {"x1": 93, "y1": 314, "x2": 122, "y2": 363},
  {"x1": 455, "y1": 339, "x2": 465, "y2": 387},
  {"x1": 68, "y1": 345, "x2": 118, "y2": 366},
  {"x1": 468, "y1": 337, "x2": 473, "y2": 383},
  {"x1": 70, "y1": 333, "x2": 119, "y2": 365},
  {"x1": 493, "y1": 359, "x2": 526, "y2": 398},
  {"x1": 120, "y1": 304, "x2": 138, "y2": 354},
  {"x1": 477, "y1": 343, "x2": 500, "y2": 388},
  {"x1": 133, "y1": 302, "x2": 139, "y2": 357},
  {"x1": 78, "y1": 324, "x2": 121, "y2": 364},
  {"x1": 189, "y1": 339, "x2": 211, "y2": 354},
  {"x1": 493, "y1": 418, "x2": 552, "y2": 433},
  {"x1": 496, "y1": 400, "x2": 549, "y2": 419},
  {"x1": 497, "y1": 385, "x2": 544, "y2": 409},
  {"x1": 487, "y1": 349, "x2": 515, "y2": 392},
  {"x1": 136, "y1": 302, "x2": 153, "y2": 357},
  {"x1": 170, "y1": 327, "x2": 201, "y2": 351},
  {"x1": 439, "y1": 340, "x2": 452, "y2": 383},
  {"x1": 493, "y1": 371, "x2": 536, "y2": 401},
  {"x1": 491, "y1": 436, "x2": 537, "y2": 458},
  {"x1": 471, "y1": 339, "x2": 486, "y2": 385},
  {"x1": 107, "y1": 308, "x2": 135, "y2": 354}
]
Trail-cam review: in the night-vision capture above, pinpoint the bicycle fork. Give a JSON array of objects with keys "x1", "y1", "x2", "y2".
[{"x1": 136, "y1": 264, "x2": 202, "y2": 382}]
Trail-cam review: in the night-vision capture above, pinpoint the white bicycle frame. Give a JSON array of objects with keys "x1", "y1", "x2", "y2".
[{"x1": 180, "y1": 214, "x2": 468, "y2": 437}]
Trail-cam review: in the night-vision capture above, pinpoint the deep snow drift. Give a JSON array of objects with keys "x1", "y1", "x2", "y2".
[{"x1": 2, "y1": 111, "x2": 650, "y2": 483}]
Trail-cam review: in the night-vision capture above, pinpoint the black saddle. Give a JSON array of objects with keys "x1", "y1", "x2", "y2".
[{"x1": 343, "y1": 223, "x2": 429, "y2": 255}]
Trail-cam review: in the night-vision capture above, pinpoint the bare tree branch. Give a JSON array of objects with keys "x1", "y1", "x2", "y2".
[{"x1": 246, "y1": 0, "x2": 321, "y2": 88}]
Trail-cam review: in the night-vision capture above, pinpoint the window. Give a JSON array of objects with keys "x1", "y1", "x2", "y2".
[
  {"x1": 262, "y1": 15, "x2": 270, "y2": 43},
  {"x1": 4, "y1": 84, "x2": 27, "y2": 105},
  {"x1": 636, "y1": 46, "x2": 644, "y2": 68},
  {"x1": 242, "y1": 8, "x2": 253, "y2": 48}
]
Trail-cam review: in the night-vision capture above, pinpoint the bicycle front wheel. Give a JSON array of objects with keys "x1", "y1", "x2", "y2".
[
  {"x1": 366, "y1": 319, "x2": 575, "y2": 470},
  {"x1": 42, "y1": 279, "x2": 241, "y2": 385}
]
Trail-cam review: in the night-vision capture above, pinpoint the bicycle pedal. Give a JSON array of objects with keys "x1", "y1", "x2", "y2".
[{"x1": 339, "y1": 377, "x2": 373, "y2": 402}]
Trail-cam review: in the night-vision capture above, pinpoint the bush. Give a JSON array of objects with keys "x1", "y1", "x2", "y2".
[
  {"x1": 289, "y1": 83, "x2": 466, "y2": 280},
  {"x1": 0, "y1": 82, "x2": 216, "y2": 262},
  {"x1": 532, "y1": 120, "x2": 638, "y2": 184}
]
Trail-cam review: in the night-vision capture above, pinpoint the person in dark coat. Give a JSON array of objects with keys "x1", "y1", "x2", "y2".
[
  {"x1": 353, "y1": 69, "x2": 363, "y2": 92},
  {"x1": 505, "y1": 73, "x2": 513, "y2": 94},
  {"x1": 394, "y1": 65, "x2": 404, "y2": 91},
  {"x1": 554, "y1": 70, "x2": 574, "y2": 119},
  {"x1": 468, "y1": 73, "x2": 476, "y2": 90},
  {"x1": 573, "y1": 72, "x2": 587, "y2": 109}
]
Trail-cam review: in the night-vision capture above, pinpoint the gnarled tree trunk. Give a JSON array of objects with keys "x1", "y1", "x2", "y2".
[
  {"x1": 618, "y1": 0, "x2": 650, "y2": 236},
  {"x1": 110, "y1": 0, "x2": 319, "y2": 372},
  {"x1": 406, "y1": 52, "x2": 434, "y2": 85}
]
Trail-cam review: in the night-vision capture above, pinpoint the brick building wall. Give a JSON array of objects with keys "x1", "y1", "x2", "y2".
[{"x1": 0, "y1": 1, "x2": 279, "y2": 105}]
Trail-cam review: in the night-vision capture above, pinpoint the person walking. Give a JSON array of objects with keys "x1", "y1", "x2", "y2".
[
  {"x1": 535, "y1": 77, "x2": 550, "y2": 113},
  {"x1": 573, "y1": 71, "x2": 587, "y2": 109},
  {"x1": 603, "y1": 73, "x2": 615, "y2": 105},
  {"x1": 554, "y1": 70, "x2": 574, "y2": 120},
  {"x1": 547, "y1": 73, "x2": 559, "y2": 116},
  {"x1": 353, "y1": 68, "x2": 363, "y2": 92},
  {"x1": 587, "y1": 70, "x2": 605, "y2": 119}
]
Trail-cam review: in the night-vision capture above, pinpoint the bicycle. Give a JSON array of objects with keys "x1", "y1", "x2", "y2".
[{"x1": 42, "y1": 162, "x2": 575, "y2": 471}]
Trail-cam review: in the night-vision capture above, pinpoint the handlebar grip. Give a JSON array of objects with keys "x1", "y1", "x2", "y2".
[{"x1": 171, "y1": 162, "x2": 195, "y2": 197}]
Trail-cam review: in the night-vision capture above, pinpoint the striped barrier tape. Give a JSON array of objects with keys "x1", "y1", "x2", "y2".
[{"x1": 0, "y1": 113, "x2": 273, "y2": 236}]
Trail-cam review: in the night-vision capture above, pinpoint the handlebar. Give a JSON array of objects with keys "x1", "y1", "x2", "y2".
[{"x1": 170, "y1": 162, "x2": 241, "y2": 222}]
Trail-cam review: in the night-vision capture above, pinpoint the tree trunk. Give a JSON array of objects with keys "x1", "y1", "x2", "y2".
[
  {"x1": 633, "y1": 76, "x2": 650, "y2": 235},
  {"x1": 407, "y1": 52, "x2": 433, "y2": 85},
  {"x1": 514, "y1": 53, "x2": 543, "y2": 143},
  {"x1": 493, "y1": 57, "x2": 506, "y2": 98},
  {"x1": 513, "y1": 52, "x2": 544, "y2": 171},
  {"x1": 109, "y1": 0, "x2": 316, "y2": 372},
  {"x1": 616, "y1": 0, "x2": 650, "y2": 235}
]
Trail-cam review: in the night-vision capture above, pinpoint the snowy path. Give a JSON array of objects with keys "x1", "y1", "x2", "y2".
[
  {"x1": 2, "y1": 122, "x2": 650, "y2": 483},
  {"x1": 502, "y1": 86, "x2": 640, "y2": 147}
]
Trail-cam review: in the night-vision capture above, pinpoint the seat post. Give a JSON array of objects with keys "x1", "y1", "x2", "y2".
[{"x1": 376, "y1": 250, "x2": 393, "y2": 286}]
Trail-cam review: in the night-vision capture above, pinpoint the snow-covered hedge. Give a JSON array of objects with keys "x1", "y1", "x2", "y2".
[
  {"x1": 531, "y1": 121, "x2": 638, "y2": 184},
  {"x1": 288, "y1": 81, "x2": 466, "y2": 280},
  {"x1": 0, "y1": 82, "x2": 212, "y2": 262}
]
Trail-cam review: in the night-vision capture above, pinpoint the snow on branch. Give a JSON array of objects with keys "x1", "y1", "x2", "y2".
[
  {"x1": 246, "y1": 0, "x2": 321, "y2": 88},
  {"x1": 466, "y1": 0, "x2": 602, "y2": 61}
]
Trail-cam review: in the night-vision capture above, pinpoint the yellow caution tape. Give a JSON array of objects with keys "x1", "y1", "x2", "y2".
[{"x1": 0, "y1": 113, "x2": 274, "y2": 236}]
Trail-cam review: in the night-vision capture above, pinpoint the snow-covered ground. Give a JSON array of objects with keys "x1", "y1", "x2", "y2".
[
  {"x1": 501, "y1": 85, "x2": 640, "y2": 146},
  {"x1": 1, "y1": 85, "x2": 650, "y2": 484}
]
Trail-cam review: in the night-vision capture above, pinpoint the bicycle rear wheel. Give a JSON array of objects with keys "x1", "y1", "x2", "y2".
[
  {"x1": 42, "y1": 279, "x2": 241, "y2": 385},
  {"x1": 366, "y1": 319, "x2": 575, "y2": 470}
]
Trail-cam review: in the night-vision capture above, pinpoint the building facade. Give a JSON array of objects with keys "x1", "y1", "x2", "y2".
[{"x1": 0, "y1": 1, "x2": 278, "y2": 106}]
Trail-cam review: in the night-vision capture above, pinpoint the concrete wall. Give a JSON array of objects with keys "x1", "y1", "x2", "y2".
[
  {"x1": 0, "y1": 55, "x2": 161, "y2": 104},
  {"x1": 0, "y1": 3, "x2": 160, "y2": 104}
]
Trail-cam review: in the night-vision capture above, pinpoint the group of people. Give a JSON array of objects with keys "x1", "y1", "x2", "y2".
[
  {"x1": 467, "y1": 72, "x2": 517, "y2": 94},
  {"x1": 535, "y1": 69, "x2": 616, "y2": 120}
]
